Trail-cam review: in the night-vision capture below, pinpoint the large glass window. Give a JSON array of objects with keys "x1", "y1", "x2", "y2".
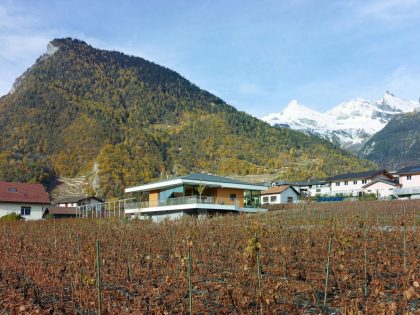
[{"x1": 159, "y1": 186, "x2": 184, "y2": 205}]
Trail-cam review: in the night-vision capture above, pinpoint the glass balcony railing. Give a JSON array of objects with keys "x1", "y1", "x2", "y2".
[{"x1": 125, "y1": 195, "x2": 241, "y2": 210}]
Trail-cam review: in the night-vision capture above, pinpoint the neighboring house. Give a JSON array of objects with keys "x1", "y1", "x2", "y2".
[
  {"x1": 260, "y1": 185, "x2": 299, "y2": 205},
  {"x1": 394, "y1": 165, "x2": 420, "y2": 199},
  {"x1": 45, "y1": 196, "x2": 104, "y2": 218},
  {"x1": 327, "y1": 170, "x2": 395, "y2": 197},
  {"x1": 362, "y1": 179, "x2": 401, "y2": 199},
  {"x1": 55, "y1": 196, "x2": 104, "y2": 208},
  {"x1": 45, "y1": 207, "x2": 79, "y2": 219},
  {"x1": 270, "y1": 180, "x2": 303, "y2": 194},
  {"x1": 124, "y1": 173, "x2": 268, "y2": 222},
  {"x1": 300, "y1": 179, "x2": 331, "y2": 197},
  {"x1": 0, "y1": 182, "x2": 50, "y2": 220}
]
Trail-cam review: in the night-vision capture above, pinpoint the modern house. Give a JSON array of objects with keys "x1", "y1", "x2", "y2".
[
  {"x1": 124, "y1": 173, "x2": 268, "y2": 221},
  {"x1": 327, "y1": 170, "x2": 395, "y2": 197},
  {"x1": 394, "y1": 165, "x2": 420, "y2": 199},
  {"x1": 46, "y1": 195, "x2": 104, "y2": 218},
  {"x1": 260, "y1": 185, "x2": 299, "y2": 205},
  {"x1": 0, "y1": 182, "x2": 50, "y2": 220}
]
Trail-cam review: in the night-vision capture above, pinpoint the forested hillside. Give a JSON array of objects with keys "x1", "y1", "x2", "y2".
[
  {"x1": 360, "y1": 111, "x2": 420, "y2": 169},
  {"x1": 0, "y1": 38, "x2": 375, "y2": 198}
]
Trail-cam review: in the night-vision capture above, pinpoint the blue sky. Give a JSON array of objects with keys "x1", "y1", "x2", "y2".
[{"x1": 1, "y1": 0, "x2": 419, "y2": 116}]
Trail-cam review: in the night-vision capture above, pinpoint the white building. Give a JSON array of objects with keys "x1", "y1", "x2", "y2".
[
  {"x1": 394, "y1": 165, "x2": 420, "y2": 199},
  {"x1": 260, "y1": 185, "x2": 299, "y2": 205},
  {"x1": 327, "y1": 170, "x2": 395, "y2": 197},
  {"x1": 362, "y1": 179, "x2": 401, "y2": 199},
  {"x1": 0, "y1": 182, "x2": 50, "y2": 220},
  {"x1": 300, "y1": 179, "x2": 331, "y2": 197}
]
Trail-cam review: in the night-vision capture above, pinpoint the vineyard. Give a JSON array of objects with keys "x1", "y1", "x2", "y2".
[{"x1": 0, "y1": 200, "x2": 419, "y2": 314}]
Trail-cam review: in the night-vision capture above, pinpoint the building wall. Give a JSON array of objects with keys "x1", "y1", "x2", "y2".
[
  {"x1": 330, "y1": 179, "x2": 371, "y2": 195},
  {"x1": 215, "y1": 188, "x2": 244, "y2": 207},
  {"x1": 280, "y1": 188, "x2": 298, "y2": 203},
  {"x1": 399, "y1": 174, "x2": 420, "y2": 188},
  {"x1": 261, "y1": 193, "x2": 280, "y2": 204},
  {"x1": 0, "y1": 203, "x2": 48, "y2": 220},
  {"x1": 260, "y1": 188, "x2": 298, "y2": 204},
  {"x1": 149, "y1": 190, "x2": 159, "y2": 207},
  {"x1": 363, "y1": 182, "x2": 397, "y2": 198},
  {"x1": 306, "y1": 185, "x2": 331, "y2": 196}
]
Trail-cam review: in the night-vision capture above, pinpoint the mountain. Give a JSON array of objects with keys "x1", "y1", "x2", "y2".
[
  {"x1": 261, "y1": 92, "x2": 420, "y2": 151},
  {"x1": 359, "y1": 111, "x2": 420, "y2": 169},
  {"x1": 0, "y1": 38, "x2": 375, "y2": 198}
]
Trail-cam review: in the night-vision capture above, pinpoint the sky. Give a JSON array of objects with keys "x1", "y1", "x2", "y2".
[{"x1": 1, "y1": 0, "x2": 420, "y2": 116}]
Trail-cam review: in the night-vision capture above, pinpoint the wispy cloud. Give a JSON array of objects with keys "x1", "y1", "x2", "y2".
[
  {"x1": 384, "y1": 65, "x2": 420, "y2": 101},
  {"x1": 356, "y1": 0, "x2": 420, "y2": 21}
]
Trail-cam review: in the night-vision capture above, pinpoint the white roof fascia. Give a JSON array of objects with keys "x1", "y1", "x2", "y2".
[
  {"x1": 125, "y1": 179, "x2": 184, "y2": 193},
  {"x1": 125, "y1": 179, "x2": 267, "y2": 193}
]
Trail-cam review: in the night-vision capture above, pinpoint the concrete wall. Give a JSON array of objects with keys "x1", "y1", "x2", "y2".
[{"x1": 0, "y1": 203, "x2": 48, "y2": 220}]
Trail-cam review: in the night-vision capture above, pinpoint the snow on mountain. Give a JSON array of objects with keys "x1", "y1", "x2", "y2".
[{"x1": 261, "y1": 92, "x2": 420, "y2": 151}]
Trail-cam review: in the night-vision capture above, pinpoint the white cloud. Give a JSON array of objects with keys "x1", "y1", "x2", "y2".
[{"x1": 384, "y1": 65, "x2": 420, "y2": 101}]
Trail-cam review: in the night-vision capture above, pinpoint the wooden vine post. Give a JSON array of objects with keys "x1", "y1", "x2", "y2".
[
  {"x1": 96, "y1": 239, "x2": 102, "y2": 315},
  {"x1": 323, "y1": 236, "x2": 332, "y2": 307}
]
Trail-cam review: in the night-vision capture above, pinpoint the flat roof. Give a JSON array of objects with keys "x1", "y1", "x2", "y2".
[{"x1": 125, "y1": 173, "x2": 268, "y2": 193}]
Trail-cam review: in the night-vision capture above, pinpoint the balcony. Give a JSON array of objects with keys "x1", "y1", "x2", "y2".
[{"x1": 124, "y1": 195, "x2": 264, "y2": 214}]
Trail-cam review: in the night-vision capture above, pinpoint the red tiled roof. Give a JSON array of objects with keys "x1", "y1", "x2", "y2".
[
  {"x1": 0, "y1": 182, "x2": 50, "y2": 204},
  {"x1": 47, "y1": 207, "x2": 77, "y2": 215},
  {"x1": 261, "y1": 185, "x2": 296, "y2": 195}
]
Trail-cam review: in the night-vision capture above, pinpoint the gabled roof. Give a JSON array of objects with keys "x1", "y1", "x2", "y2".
[
  {"x1": 46, "y1": 206, "x2": 77, "y2": 215},
  {"x1": 126, "y1": 173, "x2": 267, "y2": 193},
  {"x1": 327, "y1": 169, "x2": 391, "y2": 182},
  {"x1": 397, "y1": 165, "x2": 420, "y2": 175},
  {"x1": 0, "y1": 182, "x2": 50, "y2": 204},
  {"x1": 54, "y1": 196, "x2": 104, "y2": 204},
  {"x1": 362, "y1": 179, "x2": 401, "y2": 189},
  {"x1": 261, "y1": 185, "x2": 299, "y2": 195}
]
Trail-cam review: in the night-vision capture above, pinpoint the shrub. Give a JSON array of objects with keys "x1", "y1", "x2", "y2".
[{"x1": 0, "y1": 212, "x2": 25, "y2": 221}]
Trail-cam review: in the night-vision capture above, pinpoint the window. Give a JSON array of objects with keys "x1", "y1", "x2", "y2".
[
  {"x1": 335, "y1": 182, "x2": 340, "y2": 186},
  {"x1": 270, "y1": 195, "x2": 277, "y2": 202},
  {"x1": 262, "y1": 197, "x2": 269, "y2": 203},
  {"x1": 407, "y1": 175, "x2": 412, "y2": 180},
  {"x1": 21, "y1": 206, "x2": 31, "y2": 216},
  {"x1": 353, "y1": 180, "x2": 357, "y2": 185},
  {"x1": 316, "y1": 188, "x2": 321, "y2": 192},
  {"x1": 287, "y1": 197, "x2": 293, "y2": 203},
  {"x1": 344, "y1": 181, "x2": 348, "y2": 186},
  {"x1": 362, "y1": 179, "x2": 367, "y2": 184},
  {"x1": 8, "y1": 187, "x2": 17, "y2": 192},
  {"x1": 230, "y1": 194, "x2": 237, "y2": 201}
]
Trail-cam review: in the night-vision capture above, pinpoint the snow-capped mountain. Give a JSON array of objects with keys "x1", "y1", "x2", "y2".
[{"x1": 261, "y1": 92, "x2": 420, "y2": 151}]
